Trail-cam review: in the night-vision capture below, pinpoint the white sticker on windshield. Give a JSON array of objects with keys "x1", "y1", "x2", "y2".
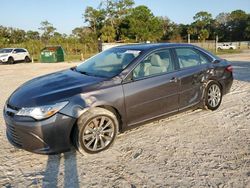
[{"x1": 125, "y1": 50, "x2": 141, "y2": 56}]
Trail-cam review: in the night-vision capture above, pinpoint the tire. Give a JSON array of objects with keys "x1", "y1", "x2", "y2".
[
  {"x1": 24, "y1": 56, "x2": 31, "y2": 63},
  {"x1": 8, "y1": 57, "x2": 14, "y2": 64},
  {"x1": 73, "y1": 107, "x2": 119, "y2": 155},
  {"x1": 218, "y1": 47, "x2": 222, "y2": 50},
  {"x1": 205, "y1": 81, "x2": 222, "y2": 111},
  {"x1": 229, "y1": 47, "x2": 233, "y2": 50}
]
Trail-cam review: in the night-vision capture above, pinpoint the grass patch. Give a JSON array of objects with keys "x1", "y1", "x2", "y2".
[
  {"x1": 208, "y1": 49, "x2": 242, "y2": 55},
  {"x1": 64, "y1": 53, "x2": 96, "y2": 62},
  {"x1": 65, "y1": 54, "x2": 81, "y2": 62},
  {"x1": 29, "y1": 53, "x2": 97, "y2": 63}
]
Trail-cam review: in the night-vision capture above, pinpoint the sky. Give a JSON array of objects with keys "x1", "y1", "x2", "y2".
[{"x1": 0, "y1": 0, "x2": 250, "y2": 34}]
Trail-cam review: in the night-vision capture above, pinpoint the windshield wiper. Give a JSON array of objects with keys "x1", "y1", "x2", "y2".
[
  {"x1": 76, "y1": 70, "x2": 91, "y2": 76},
  {"x1": 71, "y1": 67, "x2": 109, "y2": 78},
  {"x1": 71, "y1": 67, "x2": 89, "y2": 75}
]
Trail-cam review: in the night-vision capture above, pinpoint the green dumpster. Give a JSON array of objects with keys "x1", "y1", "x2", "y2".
[{"x1": 40, "y1": 46, "x2": 64, "y2": 63}]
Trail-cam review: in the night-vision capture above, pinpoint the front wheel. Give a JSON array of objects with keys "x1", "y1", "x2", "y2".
[
  {"x1": 8, "y1": 57, "x2": 14, "y2": 64},
  {"x1": 73, "y1": 108, "x2": 119, "y2": 154},
  {"x1": 205, "y1": 81, "x2": 222, "y2": 110}
]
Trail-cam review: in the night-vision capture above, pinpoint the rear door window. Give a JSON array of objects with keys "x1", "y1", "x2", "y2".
[
  {"x1": 199, "y1": 53, "x2": 210, "y2": 64},
  {"x1": 175, "y1": 48, "x2": 201, "y2": 69},
  {"x1": 19, "y1": 49, "x2": 26, "y2": 53}
]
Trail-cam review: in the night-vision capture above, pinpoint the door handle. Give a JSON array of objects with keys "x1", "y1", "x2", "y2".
[{"x1": 170, "y1": 77, "x2": 178, "y2": 83}]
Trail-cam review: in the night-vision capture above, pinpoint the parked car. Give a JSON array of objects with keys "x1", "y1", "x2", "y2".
[
  {"x1": 3, "y1": 43, "x2": 233, "y2": 155},
  {"x1": 217, "y1": 43, "x2": 236, "y2": 50},
  {"x1": 0, "y1": 48, "x2": 31, "y2": 64}
]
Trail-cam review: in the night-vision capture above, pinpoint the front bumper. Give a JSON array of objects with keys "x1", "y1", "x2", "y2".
[
  {"x1": 0, "y1": 57, "x2": 8, "y2": 63},
  {"x1": 4, "y1": 110, "x2": 76, "y2": 154}
]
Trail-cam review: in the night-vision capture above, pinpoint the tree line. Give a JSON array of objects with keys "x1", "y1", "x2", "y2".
[
  {"x1": 0, "y1": 0, "x2": 249, "y2": 60},
  {"x1": 82, "y1": 0, "x2": 250, "y2": 42},
  {"x1": 0, "y1": 20, "x2": 98, "y2": 60}
]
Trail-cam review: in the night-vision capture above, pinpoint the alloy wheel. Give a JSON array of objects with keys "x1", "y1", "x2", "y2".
[
  {"x1": 82, "y1": 116, "x2": 115, "y2": 152},
  {"x1": 207, "y1": 84, "x2": 221, "y2": 108}
]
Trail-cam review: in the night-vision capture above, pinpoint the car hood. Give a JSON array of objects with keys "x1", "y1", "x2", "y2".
[
  {"x1": 8, "y1": 69, "x2": 107, "y2": 107},
  {"x1": 0, "y1": 53, "x2": 10, "y2": 57}
]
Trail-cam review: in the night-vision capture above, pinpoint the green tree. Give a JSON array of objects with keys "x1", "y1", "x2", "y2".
[
  {"x1": 228, "y1": 10, "x2": 248, "y2": 41},
  {"x1": 193, "y1": 11, "x2": 213, "y2": 29},
  {"x1": 83, "y1": 0, "x2": 135, "y2": 41},
  {"x1": 72, "y1": 27, "x2": 88, "y2": 39},
  {"x1": 10, "y1": 28, "x2": 26, "y2": 43},
  {"x1": 100, "y1": 25, "x2": 116, "y2": 42},
  {"x1": 214, "y1": 12, "x2": 231, "y2": 41},
  {"x1": 245, "y1": 15, "x2": 250, "y2": 40},
  {"x1": 245, "y1": 26, "x2": 250, "y2": 39},
  {"x1": 187, "y1": 25, "x2": 197, "y2": 36},
  {"x1": 26, "y1": 30, "x2": 40, "y2": 40},
  {"x1": 0, "y1": 26, "x2": 11, "y2": 44},
  {"x1": 158, "y1": 16, "x2": 172, "y2": 40},
  {"x1": 72, "y1": 27, "x2": 97, "y2": 44},
  {"x1": 199, "y1": 29, "x2": 209, "y2": 41},
  {"x1": 124, "y1": 5, "x2": 162, "y2": 42},
  {"x1": 49, "y1": 32, "x2": 67, "y2": 44},
  {"x1": 178, "y1": 24, "x2": 190, "y2": 41},
  {"x1": 193, "y1": 11, "x2": 213, "y2": 41},
  {"x1": 39, "y1": 20, "x2": 56, "y2": 44},
  {"x1": 84, "y1": 6, "x2": 105, "y2": 34},
  {"x1": 216, "y1": 12, "x2": 230, "y2": 26},
  {"x1": 102, "y1": 0, "x2": 134, "y2": 40}
]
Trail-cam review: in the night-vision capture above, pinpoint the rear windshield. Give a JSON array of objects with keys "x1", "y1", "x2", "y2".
[{"x1": 76, "y1": 48, "x2": 141, "y2": 78}]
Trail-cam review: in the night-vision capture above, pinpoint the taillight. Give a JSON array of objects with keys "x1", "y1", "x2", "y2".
[{"x1": 226, "y1": 65, "x2": 233, "y2": 72}]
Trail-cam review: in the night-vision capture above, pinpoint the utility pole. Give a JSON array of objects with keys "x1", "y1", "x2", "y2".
[
  {"x1": 215, "y1": 35, "x2": 218, "y2": 53},
  {"x1": 188, "y1": 34, "x2": 190, "y2": 44}
]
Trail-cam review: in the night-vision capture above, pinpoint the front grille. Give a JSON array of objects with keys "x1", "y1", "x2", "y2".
[{"x1": 6, "y1": 124, "x2": 22, "y2": 147}]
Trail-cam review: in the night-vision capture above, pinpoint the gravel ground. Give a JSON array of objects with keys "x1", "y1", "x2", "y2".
[{"x1": 0, "y1": 52, "x2": 250, "y2": 187}]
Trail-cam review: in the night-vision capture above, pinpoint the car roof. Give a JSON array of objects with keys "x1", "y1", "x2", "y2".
[
  {"x1": 114, "y1": 43, "x2": 196, "y2": 51},
  {"x1": 114, "y1": 42, "x2": 218, "y2": 60},
  {"x1": 1, "y1": 48, "x2": 26, "y2": 50}
]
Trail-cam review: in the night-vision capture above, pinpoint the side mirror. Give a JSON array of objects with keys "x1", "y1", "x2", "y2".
[
  {"x1": 13, "y1": 51, "x2": 17, "y2": 54},
  {"x1": 212, "y1": 59, "x2": 221, "y2": 64},
  {"x1": 123, "y1": 72, "x2": 134, "y2": 83}
]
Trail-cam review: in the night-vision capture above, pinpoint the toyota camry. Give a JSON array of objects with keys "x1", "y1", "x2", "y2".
[{"x1": 3, "y1": 43, "x2": 233, "y2": 155}]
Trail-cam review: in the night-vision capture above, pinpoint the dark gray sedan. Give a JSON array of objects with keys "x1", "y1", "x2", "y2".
[{"x1": 3, "y1": 43, "x2": 233, "y2": 154}]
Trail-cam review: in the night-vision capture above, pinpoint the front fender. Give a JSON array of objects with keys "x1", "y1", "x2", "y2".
[{"x1": 59, "y1": 85, "x2": 126, "y2": 124}]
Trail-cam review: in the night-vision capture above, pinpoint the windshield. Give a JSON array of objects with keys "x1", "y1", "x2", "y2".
[
  {"x1": 0, "y1": 49, "x2": 13, "y2": 53},
  {"x1": 76, "y1": 48, "x2": 141, "y2": 78}
]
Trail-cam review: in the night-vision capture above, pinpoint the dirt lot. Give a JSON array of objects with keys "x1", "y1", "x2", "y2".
[{"x1": 0, "y1": 51, "x2": 250, "y2": 187}]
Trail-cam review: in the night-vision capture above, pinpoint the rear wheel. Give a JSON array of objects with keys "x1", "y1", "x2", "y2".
[
  {"x1": 8, "y1": 57, "x2": 14, "y2": 64},
  {"x1": 73, "y1": 108, "x2": 118, "y2": 155},
  {"x1": 205, "y1": 81, "x2": 222, "y2": 110},
  {"x1": 25, "y1": 56, "x2": 31, "y2": 63}
]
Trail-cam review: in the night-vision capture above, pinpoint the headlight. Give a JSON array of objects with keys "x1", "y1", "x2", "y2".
[{"x1": 16, "y1": 101, "x2": 68, "y2": 120}]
